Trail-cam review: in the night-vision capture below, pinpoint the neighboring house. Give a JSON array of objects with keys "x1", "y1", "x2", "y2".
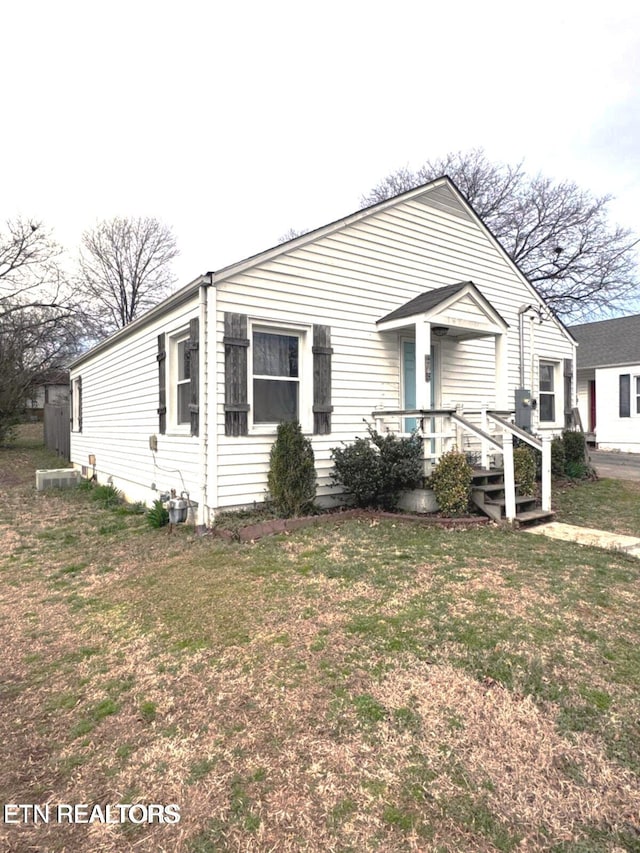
[
  {"x1": 25, "y1": 369, "x2": 70, "y2": 420},
  {"x1": 571, "y1": 314, "x2": 640, "y2": 452},
  {"x1": 69, "y1": 178, "x2": 576, "y2": 526}
]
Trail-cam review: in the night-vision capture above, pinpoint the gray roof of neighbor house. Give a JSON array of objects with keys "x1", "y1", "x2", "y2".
[{"x1": 570, "y1": 314, "x2": 640, "y2": 369}]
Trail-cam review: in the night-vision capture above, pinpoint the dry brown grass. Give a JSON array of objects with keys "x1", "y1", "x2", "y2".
[{"x1": 1, "y1": 429, "x2": 639, "y2": 852}]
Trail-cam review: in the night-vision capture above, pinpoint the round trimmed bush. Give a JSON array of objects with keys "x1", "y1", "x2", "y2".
[{"x1": 430, "y1": 450, "x2": 472, "y2": 516}]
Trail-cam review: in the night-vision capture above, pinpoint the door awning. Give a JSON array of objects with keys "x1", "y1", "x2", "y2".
[{"x1": 377, "y1": 281, "x2": 509, "y2": 338}]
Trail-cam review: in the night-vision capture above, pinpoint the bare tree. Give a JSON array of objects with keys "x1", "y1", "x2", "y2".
[
  {"x1": 0, "y1": 218, "x2": 80, "y2": 443},
  {"x1": 78, "y1": 216, "x2": 179, "y2": 333},
  {"x1": 361, "y1": 149, "x2": 640, "y2": 319},
  {"x1": 277, "y1": 227, "x2": 310, "y2": 244}
]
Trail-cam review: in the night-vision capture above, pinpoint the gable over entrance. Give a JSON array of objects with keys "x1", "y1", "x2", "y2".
[{"x1": 377, "y1": 281, "x2": 509, "y2": 338}]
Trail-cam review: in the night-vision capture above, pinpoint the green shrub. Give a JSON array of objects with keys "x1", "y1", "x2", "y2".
[
  {"x1": 330, "y1": 436, "x2": 382, "y2": 508},
  {"x1": 429, "y1": 450, "x2": 472, "y2": 516},
  {"x1": 513, "y1": 446, "x2": 536, "y2": 496},
  {"x1": 565, "y1": 459, "x2": 588, "y2": 479},
  {"x1": 551, "y1": 437, "x2": 566, "y2": 478},
  {"x1": 563, "y1": 430, "x2": 586, "y2": 468},
  {"x1": 331, "y1": 426, "x2": 422, "y2": 511},
  {"x1": 90, "y1": 483, "x2": 122, "y2": 508},
  {"x1": 267, "y1": 421, "x2": 316, "y2": 518},
  {"x1": 147, "y1": 499, "x2": 169, "y2": 529}
]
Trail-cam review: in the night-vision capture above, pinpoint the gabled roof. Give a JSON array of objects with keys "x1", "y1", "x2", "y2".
[
  {"x1": 71, "y1": 175, "x2": 574, "y2": 369},
  {"x1": 570, "y1": 314, "x2": 640, "y2": 369},
  {"x1": 377, "y1": 281, "x2": 509, "y2": 335},
  {"x1": 378, "y1": 282, "x2": 468, "y2": 323}
]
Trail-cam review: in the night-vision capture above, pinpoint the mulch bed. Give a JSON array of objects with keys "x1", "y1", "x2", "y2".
[{"x1": 212, "y1": 508, "x2": 489, "y2": 543}]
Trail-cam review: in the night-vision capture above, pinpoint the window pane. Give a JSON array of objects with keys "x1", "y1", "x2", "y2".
[
  {"x1": 178, "y1": 339, "x2": 190, "y2": 381},
  {"x1": 540, "y1": 363, "x2": 554, "y2": 392},
  {"x1": 254, "y1": 332, "x2": 298, "y2": 377},
  {"x1": 177, "y1": 382, "x2": 190, "y2": 424},
  {"x1": 540, "y1": 393, "x2": 555, "y2": 422},
  {"x1": 254, "y1": 379, "x2": 298, "y2": 423}
]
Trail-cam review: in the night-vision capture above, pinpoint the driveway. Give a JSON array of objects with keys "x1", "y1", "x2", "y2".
[{"x1": 589, "y1": 449, "x2": 640, "y2": 481}]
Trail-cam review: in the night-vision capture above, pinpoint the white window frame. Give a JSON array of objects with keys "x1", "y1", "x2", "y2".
[
  {"x1": 248, "y1": 320, "x2": 312, "y2": 435},
  {"x1": 538, "y1": 359, "x2": 561, "y2": 425},
  {"x1": 634, "y1": 375, "x2": 640, "y2": 417},
  {"x1": 71, "y1": 376, "x2": 82, "y2": 432},
  {"x1": 168, "y1": 329, "x2": 192, "y2": 433}
]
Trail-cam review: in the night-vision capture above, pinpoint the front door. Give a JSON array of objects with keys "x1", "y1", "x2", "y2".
[{"x1": 402, "y1": 340, "x2": 437, "y2": 433}]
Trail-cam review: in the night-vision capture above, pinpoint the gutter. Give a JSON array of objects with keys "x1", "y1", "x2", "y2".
[
  {"x1": 69, "y1": 274, "x2": 210, "y2": 370},
  {"x1": 198, "y1": 274, "x2": 213, "y2": 529}
]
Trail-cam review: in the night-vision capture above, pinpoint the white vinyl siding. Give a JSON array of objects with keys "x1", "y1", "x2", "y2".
[
  {"x1": 71, "y1": 181, "x2": 576, "y2": 515},
  {"x1": 212, "y1": 184, "x2": 574, "y2": 509},
  {"x1": 593, "y1": 365, "x2": 640, "y2": 452},
  {"x1": 69, "y1": 296, "x2": 201, "y2": 507}
]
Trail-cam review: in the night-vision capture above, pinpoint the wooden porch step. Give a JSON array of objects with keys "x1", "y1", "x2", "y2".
[
  {"x1": 484, "y1": 495, "x2": 537, "y2": 508},
  {"x1": 470, "y1": 467, "x2": 552, "y2": 525},
  {"x1": 472, "y1": 483, "x2": 507, "y2": 494},
  {"x1": 514, "y1": 509, "x2": 555, "y2": 527}
]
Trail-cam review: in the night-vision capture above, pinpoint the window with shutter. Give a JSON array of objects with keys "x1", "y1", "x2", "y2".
[
  {"x1": 72, "y1": 376, "x2": 83, "y2": 432},
  {"x1": 563, "y1": 358, "x2": 573, "y2": 428},
  {"x1": 157, "y1": 334, "x2": 167, "y2": 434},
  {"x1": 620, "y1": 374, "x2": 631, "y2": 418},
  {"x1": 224, "y1": 313, "x2": 249, "y2": 436},
  {"x1": 313, "y1": 324, "x2": 332, "y2": 435},
  {"x1": 225, "y1": 317, "x2": 333, "y2": 435},
  {"x1": 189, "y1": 317, "x2": 199, "y2": 437}
]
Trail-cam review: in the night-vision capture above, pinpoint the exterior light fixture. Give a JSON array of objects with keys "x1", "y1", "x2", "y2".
[{"x1": 431, "y1": 326, "x2": 448, "y2": 337}]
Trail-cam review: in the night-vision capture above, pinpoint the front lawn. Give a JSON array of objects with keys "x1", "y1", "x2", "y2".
[
  {"x1": 554, "y1": 477, "x2": 640, "y2": 536},
  {"x1": 1, "y1": 430, "x2": 639, "y2": 852}
]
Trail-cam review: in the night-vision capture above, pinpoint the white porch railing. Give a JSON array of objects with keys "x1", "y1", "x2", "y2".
[{"x1": 372, "y1": 405, "x2": 552, "y2": 522}]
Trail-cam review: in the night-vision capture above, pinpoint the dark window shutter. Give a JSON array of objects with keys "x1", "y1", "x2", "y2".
[
  {"x1": 224, "y1": 313, "x2": 249, "y2": 436},
  {"x1": 77, "y1": 376, "x2": 83, "y2": 433},
  {"x1": 620, "y1": 374, "x2": 631, "y2": 418},
  {"x1": 188, "y1": 317, "x2": 200, "y2": 437},
  {"x1": 157, "y1": 333, "x2": 167, "y2": 434},
  {"x1": 313, "y1": 324, "x2": 333, "y2": 435},
  {"x1": 563, "y1": 358, "x2": 573, "y2": 427}
]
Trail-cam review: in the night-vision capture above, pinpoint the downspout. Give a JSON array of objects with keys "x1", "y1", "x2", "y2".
[
  {"x1": 518, "y1": 304, "x2": 532, "y2": 388},
  {"x1": 198, "y1": 274, "x2": 213, "y2": 530}
]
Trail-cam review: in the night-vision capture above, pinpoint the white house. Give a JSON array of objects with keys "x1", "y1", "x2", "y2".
[
  {"x1": 69, "y1": 178, "x2": 576, "y2": 525},
  {"x1": 25, "y1": 369, "x2": 70, "y2": 419},
  {"x1": 571, "y1": 314, "x2": 640, "y2": 452}
]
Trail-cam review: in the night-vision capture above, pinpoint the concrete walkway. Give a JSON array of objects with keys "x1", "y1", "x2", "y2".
[{"x1": 524, "y1": 521, "x2": 640, "y2": 558}]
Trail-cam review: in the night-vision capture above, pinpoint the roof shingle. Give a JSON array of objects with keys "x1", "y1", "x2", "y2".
[{"x1": 570, "y1": 314, "x2": 640, "y2": 369}]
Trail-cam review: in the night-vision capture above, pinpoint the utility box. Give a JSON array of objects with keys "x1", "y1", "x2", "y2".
[
  {"x1": 515, "y1": 388, "x2": 532, "y2": 432},
  {"x1": 168, "y1": 499, "x2": 188, "y2": 524},
  {"x1": 36, "y1": 469, "x2": 80, "y2": 490}
]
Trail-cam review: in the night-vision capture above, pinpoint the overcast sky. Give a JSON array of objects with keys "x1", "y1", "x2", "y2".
[{"x1": 2, "y1": 0, "x2": 639, "y2": 290}]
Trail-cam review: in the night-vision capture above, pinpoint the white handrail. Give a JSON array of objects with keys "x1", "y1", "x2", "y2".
[{"x1": 487, "y1": 412, "x2": 551, "y2": 513}]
